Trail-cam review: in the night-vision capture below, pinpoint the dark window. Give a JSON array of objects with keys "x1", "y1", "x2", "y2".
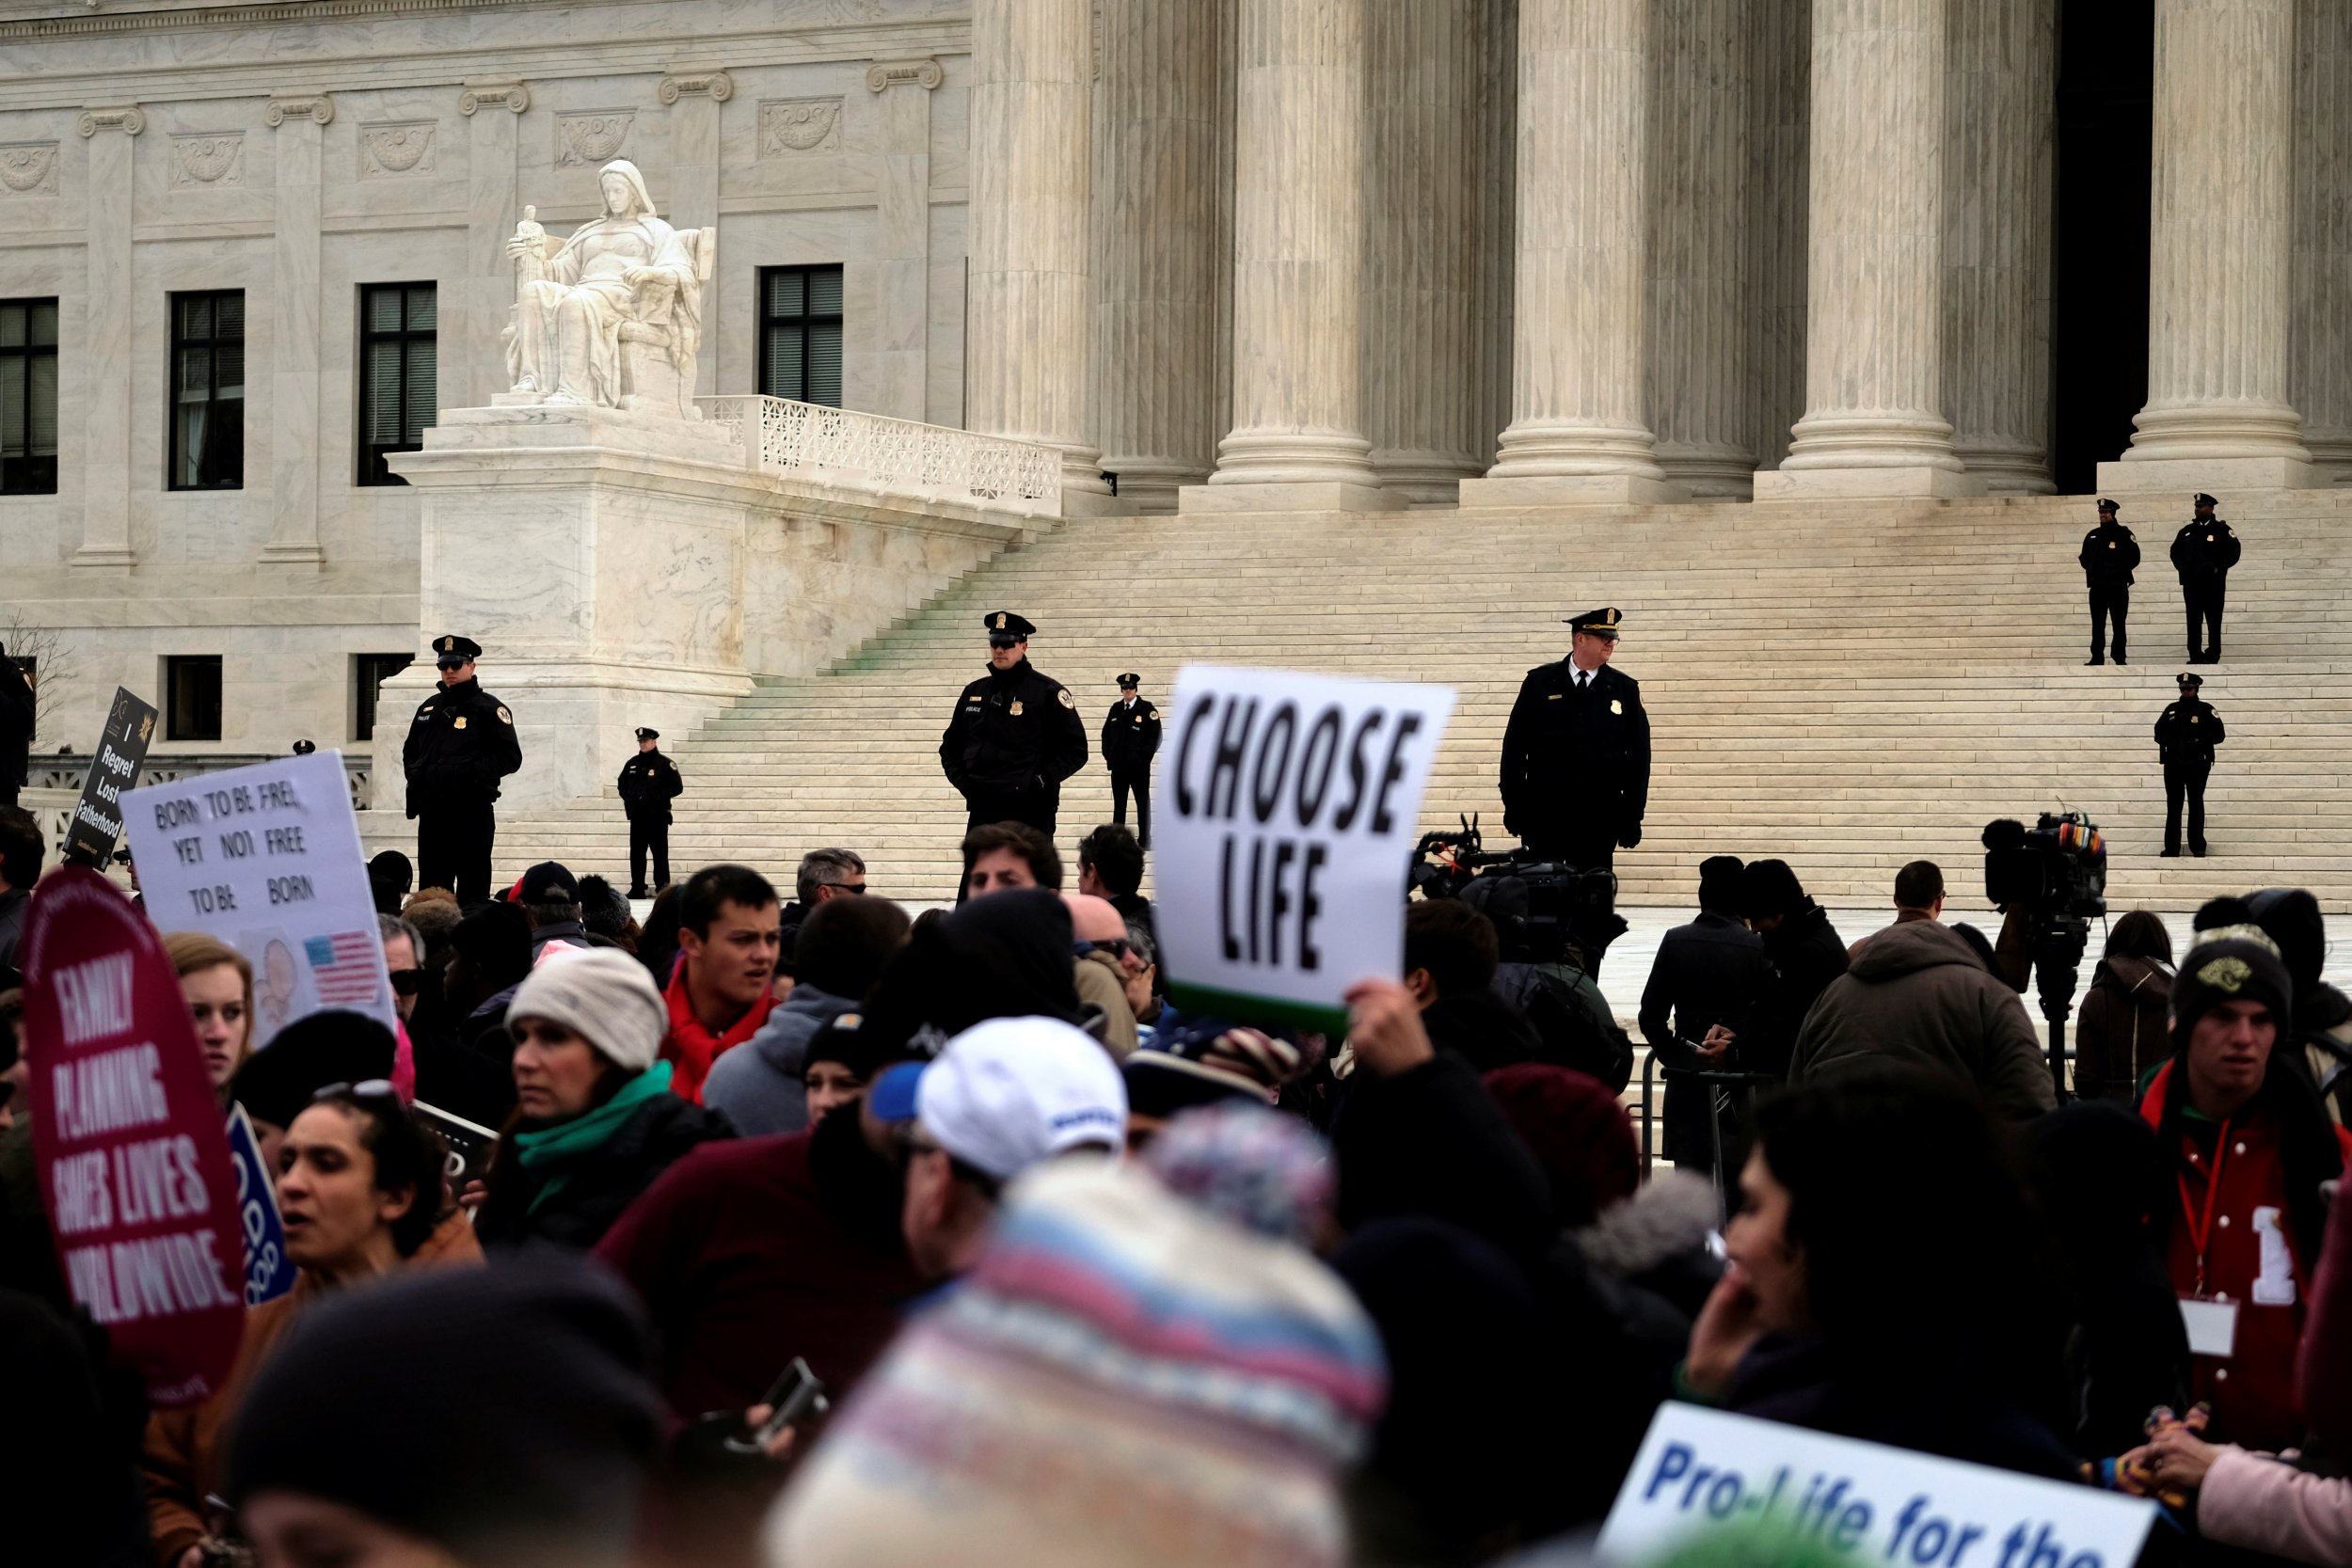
[
  {"x1": 758, "y1": 265, "x2": 844, "y2": 406},
  {"x1": 358, "y1": 283, "x2": 437, "y2": 486},
  {"x1": 353, "y1": 652, "x2": 413, "y2": 741},
  {"x1": 0, "y1": 298, "x2": 58, "y2": 495},
  {"x1": 169, "y1": 291, "x2": 245, "y2": 490},
  {"x1": 166, "y1": 655, "x2": 222, "y2": 741}
]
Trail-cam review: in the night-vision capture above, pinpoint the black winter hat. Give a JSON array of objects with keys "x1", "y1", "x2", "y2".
[
  {"x1": 227, "y1": 1258, "x2": 661, "y2": 1566},
  {"x1": 1698, "y1": 854, "x2": 1745, "y2": 910},
  {"x1": 1738, "y1": 859, "x2": 1806, "y2": 921},
  {"x1": 229, "y1": 1010, "x2": 396, "y2": 1129},
  {"x1": 2169, "y1": 936, "x2": 2292, "y2": 1058}
]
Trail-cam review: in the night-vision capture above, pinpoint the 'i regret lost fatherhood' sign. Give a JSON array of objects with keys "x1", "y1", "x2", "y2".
[{"x1": 1153, "y1": 666, "x2": 1454, "y2": 1030}]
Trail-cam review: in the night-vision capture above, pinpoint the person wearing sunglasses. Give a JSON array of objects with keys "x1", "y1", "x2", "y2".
[
  {"x1": 476, "y1": 948, "x2": 734, "y2": 1253},
  {"x1": 145, "y1": 1082, "x2": 474, "y2": 1568},
  {"x1": 163, "y1": 931, "x2": 254, "y2": 1105},
  {"x1": 1066, "y1": 893, "x2": 1139, "y2": 1059}
]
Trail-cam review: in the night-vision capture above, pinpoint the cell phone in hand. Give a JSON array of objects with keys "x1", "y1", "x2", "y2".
[{"x1": 723, "y1": 1356, "x2": 829, "y2": 1455}]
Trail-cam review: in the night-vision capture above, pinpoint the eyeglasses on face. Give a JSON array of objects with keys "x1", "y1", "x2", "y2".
[
  {"x1": 311, "y1": 1079, "x2": 401, "y2": 1104},
  {"x1": 387, "y1": 968, "x2": 424, "y2": 996}
]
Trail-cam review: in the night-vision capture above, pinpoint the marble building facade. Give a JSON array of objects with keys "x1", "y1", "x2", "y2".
[{"x1": 2, "y1": 0, "x2": 2348, "y2": 762}]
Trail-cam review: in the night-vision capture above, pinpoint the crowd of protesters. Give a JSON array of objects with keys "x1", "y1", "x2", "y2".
[{"x1": 1, "y1": 795, "x2": 2349, "y2": 1568}]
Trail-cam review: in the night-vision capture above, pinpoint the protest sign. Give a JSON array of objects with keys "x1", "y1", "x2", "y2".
[
  {"x1": 415, "y1": 1101, "x2": 499, "y2": 1194},
  {"x1": 1599, "y1": 1405, "x2": 2154, "y2": 1568},
  {"x1": 123, "y1": 750, "x2": 395, "y2": 1049},
  {"x1": 24, "y1": 867, "x2": 246, "y2": 1408},
  {"x1": 62, "y1": 686, "x2": 157, "y2": 868},
  {"x1": 223, "y1": 1105, "x2": 294, "y2": 1307},
  {"x1": 1153, "y1": 666, "x2": 1454, "y2": 1030}
]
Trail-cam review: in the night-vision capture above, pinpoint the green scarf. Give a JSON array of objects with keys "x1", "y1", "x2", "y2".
[{"x1": 513, "y1": 1061, "x2": 674, "y2": 1215}]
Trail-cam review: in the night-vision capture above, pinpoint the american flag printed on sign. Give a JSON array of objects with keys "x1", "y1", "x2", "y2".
[{"x1": 305, "y1": 931, "x2": 383, "y2": 1006}]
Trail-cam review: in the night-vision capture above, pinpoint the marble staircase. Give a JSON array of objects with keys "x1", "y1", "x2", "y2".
[{"x1": 471, "y1": 486, "x2": 2352, "y2": 914}]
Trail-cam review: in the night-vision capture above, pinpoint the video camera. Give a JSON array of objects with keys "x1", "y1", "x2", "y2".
[
  {"x1": 1981, "y1": 812, "x2": 2106, "y2": 919},
  {"x1": 1411, "y1": 815, "x2": 1623, "y2": 966}
]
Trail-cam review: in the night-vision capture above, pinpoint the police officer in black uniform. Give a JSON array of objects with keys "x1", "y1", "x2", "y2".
[
  {"x1": 939, "y1": 610, "x2": 1089, "y2": 834},
  {"x1": 2156, "y1": 671, "x2": 2224, "y2": 858},
  {"x1": 1498, "y1": 607, "x2": 1652, "y2": 872},
  {"x1": 1101, "y1": 673, "x2": 1161, "y2": 850},
  {"x1": 403, "y1": 634, "x2": 522, "y2": 906},
  {"x1": 618, "y1": 726, "x2": 683, "y2": 896},
  {"x1": 2170, "y1": 493, "x2": 2241, "y2": 664},
  {"x1": 2080, "y1": 498, "x2": 2140, "y2": 666},
  {"x1": 0, "y1": 641, "x2": 32, "y2": 809}
]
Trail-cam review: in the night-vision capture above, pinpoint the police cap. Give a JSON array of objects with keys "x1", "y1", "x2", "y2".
[
  {"x1": 291, "y1": 739, "x2": 316, "y2": 755},
  {"x1": 1564, "y1": 607, "x2": 1624, "y2": 640},
  {"x1": 2177, "y1": 671, "x2": 2202, "y2": 689},
  {"x1": 2096, "y1": 498, "x2": 2120, "y2": 515},
  {"x1": 1116, "y1": 673, "x2": 1140, "y2": 689},
  {"x1": 984, "y1": 610, "x2": 1036, "y2": 646},
  {"x1": 633, "y1": 726, "x2": 659, "y2": 741},
  {"x1": 2193, "y1": 493, "x2": 2218, "y2": 508},
  {"x1": 431, "y1": 633, "x2": 484, "y2": 668}
]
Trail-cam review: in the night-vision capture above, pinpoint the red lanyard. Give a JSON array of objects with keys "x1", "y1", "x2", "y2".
[{"x1": 2177, "y1": 1117, "x2": 2233, "y2": 1297}]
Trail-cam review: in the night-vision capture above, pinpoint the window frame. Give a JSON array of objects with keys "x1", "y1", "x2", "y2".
[
  {"x1": 356, "y1": 281, "x2": 437, "y2": 487},
  {"x1": 0, "y1": 296, "x2": 59, "y2": 496},
  {"x1": 164, "y1": 655, "x2": 224, "y2": 742},
  {"x1": 756, "y1": 263, "x2": 845, "y2": 407},
  {"x1": 167, "y1": 290, "x2": 246, "y2": 492}
]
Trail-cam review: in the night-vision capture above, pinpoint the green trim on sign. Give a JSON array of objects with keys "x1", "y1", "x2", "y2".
[{"x1": 1164, "y1": 979, "x2": 1351, "y2": 1037}]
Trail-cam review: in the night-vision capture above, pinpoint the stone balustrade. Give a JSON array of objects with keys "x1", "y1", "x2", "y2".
[{"x1": 697, "y1": 395, "x2": 1063, "y2": 518}]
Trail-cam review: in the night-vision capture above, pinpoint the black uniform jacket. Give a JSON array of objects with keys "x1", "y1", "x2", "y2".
[
  {"x1": 2169, "y1": 520, "x2": 2241, "y2": 581},
  {"x1": 402, "y1": 676, "x2": 523, "y2": 819},
  {"x1": 2079, "y1": 523, "x2": 2140, "y2": 587},
  {"x1": 1101, "y1": 697, "x2": 1162, "y2": 773},
  {"x1": 1498, "y1": 660, "x2": 1652, "y2": 841},
  {"x1": 617, "y1": 750, "x2": 684, "y2": 823},
  {"x1": 0, "y1": 658, "x2": 31, "y2": 791},
  {"x1": 2155, "y1": 698, "x2": 2224, "y2": 769},
  {"x1": 939, "y1": 658, "x2": 1089, "y2": 800}
]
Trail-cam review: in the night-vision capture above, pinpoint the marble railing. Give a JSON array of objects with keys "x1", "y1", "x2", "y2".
[
  {"x1": 31, "y1": 752, "x2": 373, "y2": 811},
  {"x1": 696, "y1": 396, "x2": 1062, "y2": 518}
]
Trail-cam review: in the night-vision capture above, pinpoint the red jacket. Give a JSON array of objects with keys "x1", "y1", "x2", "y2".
[
  {"x1": 660, "y1": 966, "x2": 776, "y2": 1104},
  {"x1": 2140, "y1": 1062, "x2": 2352, "y2": 1449}
]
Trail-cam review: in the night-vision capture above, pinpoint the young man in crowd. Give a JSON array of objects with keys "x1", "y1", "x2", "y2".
[
  {"x1": 961, "y1": 821, "x2": 1061, "y2": 899},
  {"x1": 661, "y1": 863, "x2": 784, "y2": 1103}
]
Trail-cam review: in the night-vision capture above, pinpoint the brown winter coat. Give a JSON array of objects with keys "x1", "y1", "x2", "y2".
[
  {"x1": 2072, "y1": 954, "x2": 2172, "y2": 1104},
  {"x1": 1788, "y1": 919, "x2": 2058, "y2": 1123}
]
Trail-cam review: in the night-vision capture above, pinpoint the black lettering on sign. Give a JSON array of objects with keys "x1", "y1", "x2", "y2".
[
  {"x1": 266, "y1": 875, "x2": 315, "y2": 906},
  {"x1": 1172, "y1": 694, "x2": 1216, "y2": 817}
]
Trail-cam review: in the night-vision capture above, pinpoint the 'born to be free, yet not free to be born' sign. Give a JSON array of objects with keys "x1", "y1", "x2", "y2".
[{"x1": 1153, "y1": 666, "x2": 1454, "y2": 1031}]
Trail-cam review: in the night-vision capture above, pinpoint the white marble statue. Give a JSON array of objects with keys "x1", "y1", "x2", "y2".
[{"x1": 501, "y1": 159, "x2": 713, "y2": 417}]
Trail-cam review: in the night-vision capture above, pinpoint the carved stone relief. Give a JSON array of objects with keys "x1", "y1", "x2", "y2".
[
  {"x1": 0, "y1": 144, "x2": 58, "y2": 197},
  {"x1": 360, "y1": 121, "x2": 437, "y2": 179},
  {"x1": 759, "y1": 99, "x2": 841, "y2": 156},
  {"x1": 558, "y1": 111, "x2": 633, "y2": 166},
  {"x1": 170, "y1": 134, "x2": 245, "y2": 188}
]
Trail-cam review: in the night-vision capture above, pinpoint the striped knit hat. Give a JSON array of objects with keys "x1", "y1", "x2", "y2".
[{"x1": 767, "y1": 1161, "x2": 1387, "y2": 1568}]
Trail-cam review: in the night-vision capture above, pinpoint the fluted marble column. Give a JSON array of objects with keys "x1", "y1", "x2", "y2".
[
  {"x1": 969, "y1": 0, "x2": 1104, "y2": 494},
  {"x1": 1094, "y1": 0, "x2": 1219, "y2": 509},
  {"x1": 1942, "y1": 0, "x2": 2054, "y2": 494},
  {"x1": 459, "y1": 82, "x2": 527, "y2": 410},
  {"x1": 1746, "y1": 0, "x2": 1807, "y2": 471},
  {"x1": 264, "y1": 92, "x2": 331, "y2": 565},
  {"x1": 660, "y1": 71, "x2": 728, "y2": 400},
  {"x1": 2105, "y1": 0, "x2": 2311, "y2": 491},
  {"x1": 2292, "y1": 0, "x2": 2352, "y2": 482},
  {"x1": 1756, "y1": 0, "x2": 1976, "y2": 499},
  {"x1": 1361, "y1": 0, "x2": 1483, "y2": 504},
  {"x1": 1472, "y1": 0, "x2": 1518, "y2": 476},
  {"x1": 1468, "y1": 0, "x2": 1679, "y2": 504},
  {"x1": 1648, "y1": 0, "x2": 1752, "y2": 499},
  {"x1": 74, "y1": 104, "x2": 140, "y2": 570},
  {"x1": 1200, "y1": 0, "x2": 1389, "y2": 505}
]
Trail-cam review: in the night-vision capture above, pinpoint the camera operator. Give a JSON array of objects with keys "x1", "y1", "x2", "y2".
[
  {"x1": 1636, "y1": 856, "x2": 1769, "y2": 1180},
  {"x1": 1498, "y1": 607, "x2": 1649, "y2": 871},
  {"x1": 2157, "y1": 670, "x2": 2224, "y2": 858}
]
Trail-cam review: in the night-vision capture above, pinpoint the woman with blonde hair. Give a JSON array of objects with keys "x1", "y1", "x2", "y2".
[{"x1": 162, "y1": 930, "x2": 253, "y2": 1103}]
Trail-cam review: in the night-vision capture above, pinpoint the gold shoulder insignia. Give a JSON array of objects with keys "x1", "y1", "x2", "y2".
[
  {"x1": 497, "y1": 705, "x2": 513, "y2": 724},
  {"x1": 1057, "y1": 688, "x2": 1075, "y2": 709}
]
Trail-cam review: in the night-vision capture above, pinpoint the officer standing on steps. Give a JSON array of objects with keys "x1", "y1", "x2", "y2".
[
  {"x1": 939, "y1": 610, "x2": 1089, "y2": 834},
  {"x1": 2171, "y1": 492, "x2": 2241, "y2": 664},
  {"x1": 2080, "y1": 498, "x2": 2139, "y2": 665},
  {"x1": 403, "y1": 634, "x2": 522, "y2": 906},
  {"x1": 2156, "y1": 671, "x2": 2225, "y2": 858},
  {"x1": 1499, "y1": 606, "x2": 1651, "y2": 872},
  {"x1": 618, "y1": 726, "x2": 683, "y2": 896},
  {"x1": 1101, "y1": 673, "x2": 1161, "y2": 850}
]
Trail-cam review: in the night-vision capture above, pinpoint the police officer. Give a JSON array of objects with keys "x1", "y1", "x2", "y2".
[
  {"x1": 1499, "y1": 606, "x2": 1652, "y2": 872},
  {"x1": 0, "y1": 641, "x2": 31, "y2": 809},
  {"x1": 1101, "y1": 673, "x2": 1161, "y2": 850},
  {"x1": 2170, "y1": 493, "x2": 2241, "y2": 664},
  {"x1": 2156, "y1": 671, "x2": 2224, "y2": 858},
  {"x1": 2080, "y1": 499, "x2": 2139, "y2": 666},
  {"x1": 618, "y1": 726, "x2": 683, "y2": 896},
  {"x1": 939, "y1": 610, "x2": 1089, "y2": 834},
  {"x1": 292, "y1": 739, "x2": 317, "y2": 755},
  {"x1": 403, "y1": 634, "x2": 522, "y2": 906}
]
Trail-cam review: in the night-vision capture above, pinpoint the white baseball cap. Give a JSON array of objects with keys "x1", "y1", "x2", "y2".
[{"x1": 915, "y1": 1016, "x2": 1128, "y2": 1181}]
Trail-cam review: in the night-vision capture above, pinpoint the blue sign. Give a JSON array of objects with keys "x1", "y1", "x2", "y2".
[{"x1": 223, "y1": 1106, "x2": 294, "y2": 1306}]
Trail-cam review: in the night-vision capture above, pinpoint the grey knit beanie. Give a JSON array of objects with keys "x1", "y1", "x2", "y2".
[{"x1": 508, "y1": 947, "x2": 668, "y2": 1072}]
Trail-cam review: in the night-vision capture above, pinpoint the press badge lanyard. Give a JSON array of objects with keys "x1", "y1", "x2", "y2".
[{"x1": 2177, "y1": 1118, "x2": 2232, "y2": 1298}]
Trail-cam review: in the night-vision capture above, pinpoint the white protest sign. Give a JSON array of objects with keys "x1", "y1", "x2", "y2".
[
  {"x1": 122, "y1": 751, "x2": 395, "y2": 1049},
  {"x1": 1599, "y1": 1405, "x2": 2154, "y2": 1568},
  {"x1": 1153, "y1": 665, "x2": 1454, "y2": 1029}
]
